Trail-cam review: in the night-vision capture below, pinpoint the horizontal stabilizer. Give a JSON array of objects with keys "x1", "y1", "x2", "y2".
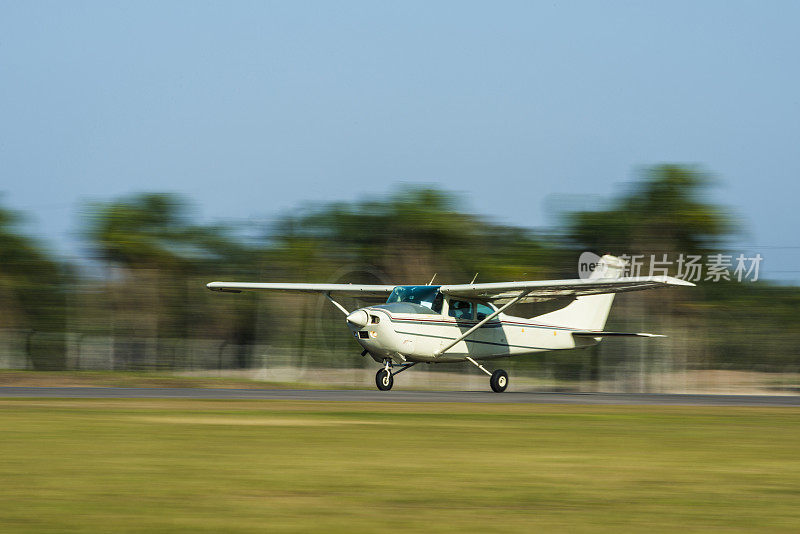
[{"x1": 571, "y1": 331, "x2": 666, "y2": 338}]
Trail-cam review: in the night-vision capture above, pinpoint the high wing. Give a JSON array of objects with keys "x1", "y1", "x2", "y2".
[
  {"x1": 206, "y1": 282, "x2": 396, "y2": 298},
  {"x1": 439, "y1": 275, "x2": 694, "y2": 303}
]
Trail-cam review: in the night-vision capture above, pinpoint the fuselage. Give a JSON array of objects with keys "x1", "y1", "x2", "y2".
[{"x1": 346, "y1": 285, "x2": 597, "y2": 364}]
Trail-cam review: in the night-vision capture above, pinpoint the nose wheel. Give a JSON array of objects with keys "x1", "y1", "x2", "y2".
[
  {"x1": 376, "y1": 368, "x2": 394, "y2": 391},
  {"x1": 374, "y1": 360, "x2": 418, "y2": 391}
]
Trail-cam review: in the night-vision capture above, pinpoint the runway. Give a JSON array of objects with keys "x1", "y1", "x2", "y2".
[{"x1": 1, "y1": 386, "x2": 799, "y2": 406}]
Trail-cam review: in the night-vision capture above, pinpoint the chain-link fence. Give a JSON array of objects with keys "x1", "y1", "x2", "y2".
[{"x1": 2, "y1": 323, "x2": 797, "y2": 394}]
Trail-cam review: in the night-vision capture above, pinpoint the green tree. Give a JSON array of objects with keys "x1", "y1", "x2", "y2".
[
  {"x1": 83, "y1": 193, "x2": 260, "y2": 366},
  {"x1": 0, "y1": 200, "x2": 68, "y2": 369},
  {"x1": 0, "y1": 201, "x2": 66, "y2": 330},
  {"x1": 567, "y1": 165, "x2": 734, "y2": 256},
  {"x1": 273, "y1": 186, "x2": 553, "y2": 285}
]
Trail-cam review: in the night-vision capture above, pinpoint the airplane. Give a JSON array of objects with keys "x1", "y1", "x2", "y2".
[{"x1": 207, "y1": 255, "x2": 693, "y2": 392}]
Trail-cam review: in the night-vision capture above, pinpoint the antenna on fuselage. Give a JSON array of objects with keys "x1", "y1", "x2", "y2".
[
  {"x1": 470, "y1": 272, "x2": 479, "y2": 284},
  {"x1": 427, "y1": 273, "x2": 437, "y2": 285}
]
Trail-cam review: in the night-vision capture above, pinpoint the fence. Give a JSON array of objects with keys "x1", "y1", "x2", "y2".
[{"x1": 2, "y1": 328, "x2": 797, "y2": 395}]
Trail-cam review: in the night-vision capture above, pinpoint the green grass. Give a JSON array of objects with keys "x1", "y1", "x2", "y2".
[{"x1": 0, "y1": 400, "x2": 798, "y2": 533}]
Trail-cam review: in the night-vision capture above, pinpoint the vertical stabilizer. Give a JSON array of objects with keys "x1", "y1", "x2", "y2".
[{"x1": 533, "y1": 255, "x2": 626, "y2": 331}]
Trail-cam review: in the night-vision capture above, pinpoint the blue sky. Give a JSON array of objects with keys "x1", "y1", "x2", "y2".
[{"x1": 1, "y1": 1, "x2": 798, "y2": 280}]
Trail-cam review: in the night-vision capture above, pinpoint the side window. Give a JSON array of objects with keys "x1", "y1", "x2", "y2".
[
  {"x1": 448, "y1": 300, "x2": 474, "y2": 320},
  {"x1": 476, "y1": 303, "x2": 495, "y2": 320}
]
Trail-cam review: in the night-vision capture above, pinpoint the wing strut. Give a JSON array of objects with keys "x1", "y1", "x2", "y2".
[
  {"x1": 434, "y1": 290, "x2": 530, "y2": 357},
  {"x1": 324, "y1": 293, "x2": 350, "y2": 315}
]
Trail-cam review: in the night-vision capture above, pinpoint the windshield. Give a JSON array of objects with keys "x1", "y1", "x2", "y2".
[{"x1": 386, "y1": 285, "x2": 443, "y2": 313}]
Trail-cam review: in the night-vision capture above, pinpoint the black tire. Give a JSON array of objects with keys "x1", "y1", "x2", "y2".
[
  {"x1": 376, "y1": 369, "x2": 394, "y2": 391},
  {"x1": 490, "y1": 369, "x2": 508, "y2": 393}
]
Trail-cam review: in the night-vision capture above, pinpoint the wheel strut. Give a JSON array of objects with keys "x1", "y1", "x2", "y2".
[
  {"x1": 465, "y1": 357, "x2": 492, "y2": 376},
  {"x1": 466, "y1": 357, "x2": 508, "y2": 393}
]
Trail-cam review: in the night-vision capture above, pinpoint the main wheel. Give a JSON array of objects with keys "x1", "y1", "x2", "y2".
[
  {"x1": 376, "y1": 369, "x2": 394, "y2": 391},
  {"x1": 490, "y1": 369, "x2": 508, "y2": 393}
]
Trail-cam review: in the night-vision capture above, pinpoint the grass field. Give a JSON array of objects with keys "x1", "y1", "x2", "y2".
[{"x1": 0, "y1": 399, "x2": 798, "y2": 533}]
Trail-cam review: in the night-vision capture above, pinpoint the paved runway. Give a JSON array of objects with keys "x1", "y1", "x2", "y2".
[{"x1": 1, "y1": 386, "x2": 799, "y2": 406}]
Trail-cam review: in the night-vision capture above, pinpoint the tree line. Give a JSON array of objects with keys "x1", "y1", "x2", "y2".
[{"x1": 2, "y1": 165, "x2": 798, "y2": 374}]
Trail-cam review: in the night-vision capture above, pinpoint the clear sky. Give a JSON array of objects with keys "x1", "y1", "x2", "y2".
[{"x1": 1, "y1": 1, "x2": 798, "y2": 280}]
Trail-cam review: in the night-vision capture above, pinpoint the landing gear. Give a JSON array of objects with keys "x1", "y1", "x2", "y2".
[
  {"x1": 490, "y1": 369, "x2": 508, "y2": 393},
  {"x1": 466, "y1": 356, "x2": 509, "y2": 393},
  {"x1": 374, "y1": 360, "x2": 417, "y2": 391},
  {"x1": 376, "y1": 368, "x2": 393, "y2": 391}
]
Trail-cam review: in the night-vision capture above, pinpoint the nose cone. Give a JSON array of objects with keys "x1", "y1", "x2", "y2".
[{"x1": 346, "y1": 309, "x2": 369, "y2": 328}]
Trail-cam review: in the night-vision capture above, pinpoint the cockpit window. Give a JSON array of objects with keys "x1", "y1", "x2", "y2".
[
  {"x1": 386, "y1": 286, "x2": 443, "y2": 313},
  {"x1": 476, "y1": 303, "x2": 495, "y2": 320},
  {"x1": 448, "y1": 299, "x2": 474, "y2": 320}
]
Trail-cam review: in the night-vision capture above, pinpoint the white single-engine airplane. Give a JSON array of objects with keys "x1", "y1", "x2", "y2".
[{"x1": 207, "y1": 255, "x2": 693, "y2": 392}]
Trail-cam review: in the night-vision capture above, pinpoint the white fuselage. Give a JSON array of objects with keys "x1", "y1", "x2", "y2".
[{"x1": 349, "y1": 304, "x2": 597, "y2": 364}]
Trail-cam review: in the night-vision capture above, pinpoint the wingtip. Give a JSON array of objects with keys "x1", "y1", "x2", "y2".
[{"x1": 206, "y1": 282, "x2": 224, "y2": 291}]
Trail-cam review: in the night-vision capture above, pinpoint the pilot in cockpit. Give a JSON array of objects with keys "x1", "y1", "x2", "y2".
[{"x1": 449, "y1": 300, "x2": 472, "y2": 320}]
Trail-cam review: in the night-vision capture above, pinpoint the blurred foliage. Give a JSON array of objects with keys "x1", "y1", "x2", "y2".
[
  {"x1": 0, "y1": 201, "x2": 67, "y2": 329},
  {"x1": 567, "y1": 165, "x2": 735, "y2": 255},
  {"x1": 81, "y1": 193, "x2": 261, "y2": 361},
  {"x1": 84, "y1": 193, "x2": 259, "y2": 273},
  {"x1": 699, "y1": 281, "x2": 800, "y2": 372},
  {"x1": 273, "y1": 187, "x2": 554, "y2": 284},
  {"x1": 0, "y1": 165, "x2": 798, "y2": 375},
  {"x1": 0, "y1": 200, "x2": 68, "y2": 369}
]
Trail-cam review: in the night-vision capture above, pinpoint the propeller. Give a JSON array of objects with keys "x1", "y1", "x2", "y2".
[{"x1": 346, "y1": 309, "x2": 369, "y2": 328}]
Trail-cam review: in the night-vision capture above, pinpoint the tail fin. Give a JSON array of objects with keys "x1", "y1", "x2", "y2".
[{"x1": 533, "y1": 255, "x2": 626, "y2": 331}]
